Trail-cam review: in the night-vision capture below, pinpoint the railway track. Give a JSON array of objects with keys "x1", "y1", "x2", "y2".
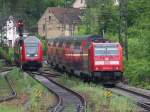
[
  {"x1": 0, "y1": 69, "x2": 17, "y2": 103},
  {"x1": 44, "y1": 61, "x2": 150, "y2": 111},
  {"x1": 0, "y1": 67, "x2": 13, "y2": 73},
  {"x1": 111, "y1": 83, "x2": 150, "y2": 112},
  {"x1": 27, "y1": 70, "x2": 86, "y2": 112}
]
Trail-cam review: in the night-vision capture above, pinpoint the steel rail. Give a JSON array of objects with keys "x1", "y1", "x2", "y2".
[
  {"x1": 40, "y1": 68, "x2": 86, "y2": 112},
  {"x1": 0, "y1": 67, "x2": 13, "y2": 73},
  {"x1": 45, "y1": 75, "x2": 86, "y2": 112},
  {"x1": 0, "y1": 75, "x2": 17, "y2": 103},
  {"x1": 138, "y1": 102, "x2": 150, "y2": 112},
  {"x1": 116, "y1": 84, "x2": 150, "y2": 100},
  {"x1": 27, "y1": 71, "x2": 64, "y2": 112},
  {"x1": 115, "y1": 84, "x2": 150, "y2": 111},
  {"x1": 28, "y1": 71, "x2": 86, "y2": 112}
]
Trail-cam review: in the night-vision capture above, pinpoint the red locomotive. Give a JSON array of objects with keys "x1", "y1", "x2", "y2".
[
  {"x1": 14, "y1": 36, "x2": 43, "y2": 70},
  {"x1": 47, "y1": 35, "x2": 123, "y2": 84}
]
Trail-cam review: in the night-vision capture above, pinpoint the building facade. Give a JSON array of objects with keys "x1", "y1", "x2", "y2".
[
  {"x1": 2, "y1": 16, "x2": 18, "y2": 47},
  {"x1": 73, "y1": 0, "x2": 86, "y2": 9},
  {"x1": 38, "y1": 7, "x2": 82, "y2": 39}
]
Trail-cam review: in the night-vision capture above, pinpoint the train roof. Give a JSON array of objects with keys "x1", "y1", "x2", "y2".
[
  {"x1": 15, "y1": 36, "x2": 40, "y2": 44},
  {"x1": 24, "y1": 36, "x2": 40, "y2": 43},
  {"x1": 48, "y1": 35, "x2": 105, "y2": 42}
]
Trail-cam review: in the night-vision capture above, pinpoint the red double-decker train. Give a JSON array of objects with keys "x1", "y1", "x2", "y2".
[
  {"x1": 47, "y1": 35, "x2": 123, "y2": 84},
  {"x1": 14, "y1": 36, "x2": 43, "y2": 70}
]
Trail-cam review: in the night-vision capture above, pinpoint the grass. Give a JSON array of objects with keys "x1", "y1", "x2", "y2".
[
  {"x1": 0, "y1": 61, "x2": 2, "y2": 67},
  {"x1": 58, "y1": 75, "x2": 137, "y2": 112},
  {"x1": 0, "y1": 68, "x2": 55, "y2": 112},
  {"x1": 0, "y1": 77, "x2": 11, "y2": 97},
  {"x1": 0, "y1": 47, "x2": 13, "y2": 64},
  {"x1": 0, "y1": 105, "x2": 23, "y2": 112}
]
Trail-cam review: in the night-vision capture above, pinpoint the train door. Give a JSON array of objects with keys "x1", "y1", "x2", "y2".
[
  {"x1": 73, "y1": 41, "x2": 82, "y2": 71},
  {"x1": 82, "y1": 42, "x2": 90, "y2": 73}
]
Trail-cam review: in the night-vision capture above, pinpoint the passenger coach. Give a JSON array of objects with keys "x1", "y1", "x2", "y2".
[
  {"x1": 14, "y1": 36, "x2": 43, "y2": 70},
  {"x1": 47, "y1": 35, "x2": 123, "y2": 83}
]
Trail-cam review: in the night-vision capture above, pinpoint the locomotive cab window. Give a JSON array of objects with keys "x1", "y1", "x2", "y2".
[
  {"x1": 95, "y1": 48, "x2": 106, "y2": 56},
  {"x1": 94, "y1": 44, "x2": 119, "y2": 56},
  {"x1": 26, "y1": 43, "x2": 38, "y2": 57},
  {"x1": 107, "y1": 48, "x2": 118, "y2": 55}
]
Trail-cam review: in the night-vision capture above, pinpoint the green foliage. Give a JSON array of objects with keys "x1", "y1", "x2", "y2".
[
  {"x1": 0, "y1": 106, "x2": 23, "y2": 112},
  {"x1": 124, "y1": 59, "x2": 150, "y2": 89},
  {"x1": 80, "y1": 0, "x2": 118, "y2": 35},
  {"x1": 124, "y1": 0, "x2": 150, "y2": 89},
  {"x1": 36, "y1": 35, "x2": 47, "y2": 57},
  {"x1": 8, "y1": 48, "x2": 14, "y2": 62},
  {"x1": 0, "y1": 47, "x2": 14, "y2": 64},
  {"x1": 0, "y1": 47, "x2": 2, "y2": 58},
  {"x1": 0, "y1": 0, "x2": 75, "y2": 32},
  {"x1": 128, "y1": 0, "x2": 150, "y2": 26},
  {"x1": 41, "y1": 39, "x2": 47, "y2": 57}
]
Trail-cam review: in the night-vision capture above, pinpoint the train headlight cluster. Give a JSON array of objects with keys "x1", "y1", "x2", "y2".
[
  {"x1": 26, "y1": 54, "x2": 38, "y2": 57},
  {"x1": 27, "y1": 54, "x2": 30, "y2": 57},
  {"x1": 114, "y1": 66, "x2": 119, "y2": 70},
  {"x1": 34, "y1": 54, "x2": 38, "y2": 56}
]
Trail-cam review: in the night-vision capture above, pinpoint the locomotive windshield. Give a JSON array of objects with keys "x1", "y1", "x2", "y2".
[
  {"x1": 26, "y1": 43, "x2": 38, "y2": 57},
  {"x1": 94, "y1": 44, "x2": 119, "y2": 56}
]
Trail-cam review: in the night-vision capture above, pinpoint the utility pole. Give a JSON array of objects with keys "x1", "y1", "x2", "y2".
[
  {"x1": 101, "y1": 0, "x2": 105, "y2": 37},
  {"x1": 0, "y1": 21, "x2": 2, "y2": 47},
  {"x1": 44, "y1": 17, "x2": 48, "y2": 39},
  {"x1": 65, "y1": 0, "x2": 71, "y2": 8},
  {"x1": 57, "y1": 0, "x2": 59, "y2": 7},
  {"x1": 65, "y1": 0, "x2": 67, "y2": 8},
  {"x1": 98, "y1": 0, "x2": 107, "y2": 37},
  {"x1": 119, "y1": 0, "x2": 128, "y2": 60}
]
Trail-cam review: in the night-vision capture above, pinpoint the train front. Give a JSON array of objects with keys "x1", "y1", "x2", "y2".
[
  {"x1": 22, "y1": 36, "x2": 43, "y2": 70},
  {"x1": 91, "y1": 43, "x2": 123, "y2": 83}
]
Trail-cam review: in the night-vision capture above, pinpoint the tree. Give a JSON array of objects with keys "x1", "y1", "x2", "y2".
[{"x1": 83, "y1": 0, "x2": 118, "y2": 35}]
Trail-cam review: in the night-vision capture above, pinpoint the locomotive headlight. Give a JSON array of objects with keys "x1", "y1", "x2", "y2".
[
  {"x1": 34, "y1": 54, "x2": 38, "y2": 56},
  {"x1": 114, "y1": 66, "x2": 119, "y2": 70},
  {"x1": 27, "y1": 54, "x2": 30, "y2": 57}
]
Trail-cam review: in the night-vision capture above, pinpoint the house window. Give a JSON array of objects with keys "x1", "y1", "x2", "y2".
[
  {"x1": 9, "y1": 40, "x2": 12, "y2": 47},
  {"x1": 49, "y1": 16, "x2": 51, "y2": 22},
  {"x1": 81, "y1": 0, "x2": 83, "y2": 3},
  {"x1": 43, "y1": 24, "x2": 46, "y2": 32}
]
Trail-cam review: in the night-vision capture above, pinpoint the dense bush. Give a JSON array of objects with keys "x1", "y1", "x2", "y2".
[
  {"x1": 36, "y1": 34, "x2": 47, "y2": 57},
  {"x1": 41, "y1": 39, "x2": 47, "y2": 57},
  {"x1": 124, "y1": 59, "x2": 150, "y2": 89},
  {"x1": 0, "y1": 47, "x2": 14, "y2": 64}
]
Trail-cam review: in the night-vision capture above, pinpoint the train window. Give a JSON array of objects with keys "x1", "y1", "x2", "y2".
[
  {"x1": 50, "y1": 42, "x2": 53, "y2": 46},
  {"x1": 47, "y1": 43, "x2": 50, "y2": 46},
  {"x1": 95, "y1": 48, "x2": 106, "y2": 56},
  {"x1": 95, "y1": 44, "x2": 119, "y2": 56},
  {"x1": 107, "y1": 48, "x2": 119, "y2": 55},
  {"x1": 74, "y1": 41, "x2": 81, "y2": 49},
  {"x1": 58, "y1": 41, "x2": 63, "y2": 47},
  {"x1": 85, "y1": 42, "x2": 90, "y2": 48},
  {"x1": 26, "y1": 43, "x2": 38, "y2": 56},
  {"x1": 24, "y1": 36, "x2": 39, "y2": 43}
]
